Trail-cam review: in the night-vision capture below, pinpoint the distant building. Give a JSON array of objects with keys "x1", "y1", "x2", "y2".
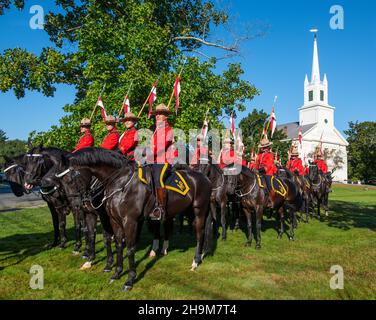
[{"x1": 278, "y1": 32, "x2": 348, "y2": 182}]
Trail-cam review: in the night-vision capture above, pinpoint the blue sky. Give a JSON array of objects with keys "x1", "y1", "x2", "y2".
[{"x1": 0, "y1": 0, "x2": 375, "y2": 140}]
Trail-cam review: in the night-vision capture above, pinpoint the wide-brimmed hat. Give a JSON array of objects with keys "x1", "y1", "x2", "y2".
[
  {"x1": 151, "y1": 103, "x2": 172, "y2": 116},
  {"x1": 258, "y1": 137, "x2": 273, "y2": 148},
  {"x1": 119, "y1": 112, "x2": 139, "y2": 123},
  {"x1": 80, "y1": 118, "x2": 91, "y2": 127},
  {"x1": 104, "y1": 115, "x2": 117, "y2": 125}
]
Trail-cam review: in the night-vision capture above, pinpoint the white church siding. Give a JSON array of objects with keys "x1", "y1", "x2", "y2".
[{"x1": 278, "y1": 31, "x2": 348, "y2": 183}]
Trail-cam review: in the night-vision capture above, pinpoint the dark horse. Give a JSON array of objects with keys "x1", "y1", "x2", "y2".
[
  {"x1": 23, "y1": 146, "x2": 114, "y2": 270},
  {"x1": 235, "y1": 166, "x2": 303, "y2": 247},
  {"x1": 3, "y1": 154, "x2": 69, "y2": 248},
  {"x1": 68, "y1": 148, "x2": 214, "y2": 291},
  {"x1": 308, "y1": 162, "x2": 331, "y2": 220},
  {"x1": 23, "y1": 146, "x2": 86, "y2": 252},
  {"x1": 192, "y1": 158, "x2": 238, "y2": 240}
]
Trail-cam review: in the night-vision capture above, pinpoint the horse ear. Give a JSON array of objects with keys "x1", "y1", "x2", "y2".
[{"x1": 27, "y1": 138, "x2": 33, "y2": 151}]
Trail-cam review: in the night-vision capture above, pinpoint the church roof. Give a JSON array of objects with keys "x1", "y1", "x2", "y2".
[{"x1": 277, "y1": 122, "x2": 316, "y2": 140}]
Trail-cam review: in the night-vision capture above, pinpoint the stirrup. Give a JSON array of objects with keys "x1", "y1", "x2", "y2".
[{"x1": 150, "y1": 207, "x2": 164, "y2": 221}]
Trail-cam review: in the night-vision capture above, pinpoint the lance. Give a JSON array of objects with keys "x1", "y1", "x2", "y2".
[
  {"x1": 260, "y1": 95, "x2": 278, "y2": 141},
  {"x1": 90, "y1": 83, "x2": 106, "y2": 121},
  {"x1": 167, "y1": 57, "x2": 188, "y2": 110},
  {"x1": 118, "y1": 80, "x2": 134, "y2": 119},
  {"x1": 137, "y1": 76, "x2": 161, "y2": 118}
]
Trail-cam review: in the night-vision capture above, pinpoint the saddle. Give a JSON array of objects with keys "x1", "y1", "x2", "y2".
[
  {"x1": 257, "y1": 174, "x2": 287, "y2": 197},
  {"x1": 137, "y1": 163, "x2": 190, "y2": 196}
]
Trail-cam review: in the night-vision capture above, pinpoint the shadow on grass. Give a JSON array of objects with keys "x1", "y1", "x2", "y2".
[{"x1": 326, "y1": 200, "x2": 376, "y2": 232}]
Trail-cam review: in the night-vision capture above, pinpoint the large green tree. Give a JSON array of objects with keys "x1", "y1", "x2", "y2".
[
  {"x1": 345, "y1": 121, "x2": 376, "y2": 181},
  {"x1": 0, "y1": 129, "x2": 27, "y2": 165},
  {"x1": 0, "y1": 0, "x2": 259, "y2": 149},
  {"x1": 239, "y1": 109, "x2": 289, "y2": 164}
]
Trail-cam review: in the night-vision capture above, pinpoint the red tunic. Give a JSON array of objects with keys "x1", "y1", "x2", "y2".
[
  {"x1": 255, "y1": 151, "x2": 277, "y2": 176},
  {"x1": 286, "y1": 158, "x2": 305, "y2": 176},
  {"x1": 247, "y1": 162, "x2": 258, "y2": 170},
  {"x1": 314, "y1": 159, "x2": 328, "y2": 173},
  {"x1": 73, "y1": 131, "x2": 94, "y2": 152},
  {"x1": 219, "y1": 149, "x2": 246, "y2": 169},
  {"x1": 190, "y1": 146, "x2": 209, "y2": 165},
  {"x1": 151, "y1": 120, "x2": 174, "y2": 164},
  {"x1": 119, "y1": 127, "x2": 138, "y2": 158},
  {"x1": 101, "y1": 128, "x2": 120, "y2": 151}
]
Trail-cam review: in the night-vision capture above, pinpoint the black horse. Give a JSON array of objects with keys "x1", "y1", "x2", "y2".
[
  {"x1": 308, "y1": 162, "x2": 331, "y2": 220},
  {"x1": 3, "y1": 154, "x2": 68, "y2": 248},
  {"x1": 68, "y1": 147, "x2": 214, "y2": 291},
  {"x1": 192, "y1": 158, "x2": 238, "y2": 241}
]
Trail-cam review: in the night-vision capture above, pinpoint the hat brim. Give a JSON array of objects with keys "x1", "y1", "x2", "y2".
[
  {"x1": 151, "y1": 109, "x2": 172, "y2": 116},
  {"x1": 80, "y1": 124, "x2": 91, "y2": 127},
  {"x1": 259, "y1": 142, "x2": 273, "y2": 148},
  {"x1": 119, "y1": 117, "x2": 139, "y2": 122},
  {"x1": 104, "y1": 120, "x2": 117, "y2": 125}
]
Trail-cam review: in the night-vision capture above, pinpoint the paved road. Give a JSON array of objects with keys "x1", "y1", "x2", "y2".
[{"x1": 0, "y1": 191, "x2": 46, "y2": 211}]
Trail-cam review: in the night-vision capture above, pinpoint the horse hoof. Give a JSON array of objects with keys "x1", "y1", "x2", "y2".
[
  {"x1": 244, "y1": 242, "x2": 251, "y2": 247},
  {"x1": 122, "y1": 285, "x2": 133, "y2": 292},
  {"x1": 109, "y1": 279, "x2": 115, "y2": 285},
  {"x1": 72, "y1": 251, "x2": 80, "y2": 256},
  {"x1": 162, "y1": 250, "x2": 168, "y2": 256},
  {"x1": 80, "y1": 261, "x2": 92, "y2": 270},
  {"x1": 256, "y1": 245, "x2": 261, "y2": 250},
  {"x1": 81, "y1": 255, "x2": 88, "y2": 260},
  {"x1": 277, "y1": 234, "x2": 283, "y2": 239},
  {"x1": 222, "y1": 237, "x2": 227, "y2": 241},
  {"x1": 103, "y1": 267, "x2": 112, "y2": 273},
  {"x1": 191, "y1": 261, "x2": 198, "y2": 271},
  {"x1": 325, "y1": 211, "x2": 329, "y2": 217},
  {"x1": 149, "y1": 250, "x2": 157, "y2": 258},
  {"x1": 289, "y1": 237, "x2": 295, "y2": 241}
]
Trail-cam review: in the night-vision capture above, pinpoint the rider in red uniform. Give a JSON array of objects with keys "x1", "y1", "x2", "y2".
[
  {"x1": 313, "y1": 145, "x2": 328, "y2": 173},
  {"x1": 247, "y1": 153, "x2": 258, "y2": 170},
  {"x1": 286, "y1": 145, "x2": 305, "y2": 176},
  {"x1": 255, "y1": 137, "x2": 277, "y2": 176},
  {"x1": 190, "y1": 134, "x2": 209, "y2": 166},
  {"x1": 118, "y1": 112, "x2": 139, "y2": 159},
  {"x1": 219, "y1": 138, "x2": 246, "y2": 169},
  {"x1": 100, "y1": 115, "x2": 120, "y2": 151},
  {"x1": 73, "y1": 118, "x2": 94, "y2": 152},
  {"x1": 149, "y1": 104, "x2": 174, "y2": 220}
]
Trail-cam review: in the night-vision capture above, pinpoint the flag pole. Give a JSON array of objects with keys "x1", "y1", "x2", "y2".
[
  {"x1": 118, "y1": 80, "x2": 134, "y2": 118},
  {"x1": 167, "y1": 57, "x2": 188, "y2": 110},
  {"x1": 90, "y1": 83, "x2": 106, "y2": 121},
  {"x1": 137, "y1": 78, "x2": 159, "y2": 118}
]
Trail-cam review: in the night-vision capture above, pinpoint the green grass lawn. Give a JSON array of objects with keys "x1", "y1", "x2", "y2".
[{"x1": 1, "y1": 184, "x2": 375, "y2": 300}]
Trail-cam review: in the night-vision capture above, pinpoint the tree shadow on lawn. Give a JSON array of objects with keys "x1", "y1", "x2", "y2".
[{"x1": 326, "y1": 200, "x2": 376, "y2": 232}]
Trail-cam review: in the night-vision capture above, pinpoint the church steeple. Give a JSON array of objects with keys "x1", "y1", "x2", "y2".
[
  {"x1": 300, "y1": 29, "x2": 333, "y2": 127},
  {"x1": 311, "y1": 32, "x2": 321, "y2": 83}
]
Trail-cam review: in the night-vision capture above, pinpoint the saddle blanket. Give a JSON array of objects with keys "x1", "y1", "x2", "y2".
[
  {"x1": 256, "y1": 174, "x2": 288, "y2": 197},
  {"x1": 138, "y1": 164, "x2": 190, "y2": 196}
]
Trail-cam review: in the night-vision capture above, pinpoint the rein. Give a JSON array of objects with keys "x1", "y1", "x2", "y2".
[
  {"x1": 236, "y1": 173, "x2": 257, "y2": 198},
  {"x1": 40, "y1": 186, "x2": 59, "y2": 195},
  {"x1": 90, "y1": 171, "x2": 136, "y2": 210}
]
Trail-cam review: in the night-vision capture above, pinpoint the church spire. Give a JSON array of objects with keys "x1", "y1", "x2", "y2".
[{"x1": 310, "y1": 29, "x2": 320, "y2": 83}]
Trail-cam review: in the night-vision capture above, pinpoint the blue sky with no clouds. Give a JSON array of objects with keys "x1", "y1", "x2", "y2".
[{"x1": 0, "y1": 0, "x2": 375, "y2": 140}]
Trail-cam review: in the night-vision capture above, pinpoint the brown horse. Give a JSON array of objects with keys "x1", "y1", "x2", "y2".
[{"x1": 67, "y1": 148, "x2": 214, "y2": 291}]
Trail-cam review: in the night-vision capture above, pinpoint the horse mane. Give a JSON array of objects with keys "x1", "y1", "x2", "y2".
[{"x1": 69, "y1": 148, "x2": 128, "y2": 169}]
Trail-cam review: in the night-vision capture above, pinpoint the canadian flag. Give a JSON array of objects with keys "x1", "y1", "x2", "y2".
[
  {"x1": 275, "y1": 149, "x2": 279, "y2": 162},
  {"x1": 174, "y1": 75, "x2": 181, "y2": 114},
  {"x1": 123, "y1": 95, "x2": 130, "y2": 114},
  {"x1": 202, "y1": 119, "x2": 209, "y2": 139},
  {"x1": 229, "y1": 112, "x2": 235, "y2": 137},
  {"x1": 148, "y1": 82, "x2": 157, "y2": 119},
  {"x1": 96, "y1": 97, "x2": 107, "y2": 121},
  {"x1": 270, "y1": 107, "x2": 277, "y2": 137},
  {"x1": 262, "y1": 127, "x2": 267, "y2": 139},
  {"x1": 251, "y1": 148, "x2": 255, "y2": 159},
  {"x1": 298, "y1": 128, "x2": 303, "y2": 147}
]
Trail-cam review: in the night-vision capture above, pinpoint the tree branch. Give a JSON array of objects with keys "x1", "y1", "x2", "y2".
[{"x1": 172, "y1": 36, "x2": 239, "y2": 53}]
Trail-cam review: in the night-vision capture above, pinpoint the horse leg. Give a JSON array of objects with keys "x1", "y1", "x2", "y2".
[
  {"x1": 191, "y1": 211, "x2": 205, "y2": 271},
  {"x1": 277, "y1": 206, "x2": 285, "y2": 239},
  {"x1": 161, "y1": 218, "x2": 174, "y2": 255},
  {"x1": 103, "y1": 229, "x2": 114, "y2": 272},
  {"x1": 122, "y1": 221, "x2": 138, "y2": 292},
  {"x1": 255, "y1": 206, "x2": 263, "y2": 250},
  {"x1": 149, "y1": 220, "x2": 160, "y2": 258},
  {"x1": 220, "y1": 200, "x2": 227, "y2": 241},
  {"x1": 289, "y1": 209, "x2": 295, "y2": 241},
  {"x1": 243, "y1": 207, "x2": 252, "y2": 247},
  {"x1": 47, "y1": 203, "x2": 59, "y2": 248},
  {"x1": 233, "y1": 201, "x2": 240, "y2": 231},
  {"x1": 324, "y1": 192, "x2": 329, "y2": 217},
  {"x1": 80, "y1": 212, "x2": 97, "y2": 269},
  {"x1": 109, "y1": 228, "x2": 124, "y2": 283},
  {"x1": 57, "y1": 209, "x2": 67, "y2": 249},
  {"x1": 72, "y1": 209, "x2": 83, "y2": 255},
  {"x1": 317, "y1": 198, "x2": 321, "y2": 221},
  {"x1": 178, "y1": 213, "x2": 184, "y2": 234}
]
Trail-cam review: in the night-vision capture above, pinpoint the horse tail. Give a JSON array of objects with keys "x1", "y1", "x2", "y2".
[{"x1": 203, "y1": 209, "x2": 215, "y2": 256}]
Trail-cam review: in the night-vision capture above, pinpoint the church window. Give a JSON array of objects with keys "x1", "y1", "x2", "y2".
[
  {"x1": 320, "y1": 90, "x2": 324, "y2": 101},
  {"x1": 309, "y1": 91, "x2": 313, "y2": 101}
]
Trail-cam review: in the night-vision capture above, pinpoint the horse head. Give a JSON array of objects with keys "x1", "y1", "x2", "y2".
[{"x1": 2, "y1": 154, "x2": 28, "y2": 197}]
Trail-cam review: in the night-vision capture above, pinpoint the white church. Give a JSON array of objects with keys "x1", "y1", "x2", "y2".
[{"x1": 277, "y1": 31, "x2": 348, "y2": 183}]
